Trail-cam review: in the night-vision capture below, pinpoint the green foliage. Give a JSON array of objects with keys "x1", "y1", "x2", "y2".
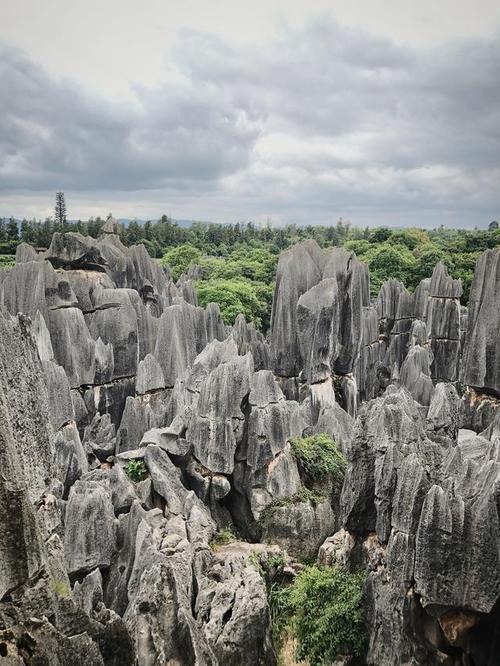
[
  {"x1": 0, "y1": 254, "x2": 15, "y2": 269},
  {"x1": 124, "y1": 459, "x2": 147, "y2": 482},
  {"x1": 250, "y1": 551, "x2": 291, "y2": 646},
  {"x1": 4, "y1": 214, "x2": 499, "y2": 332},
  {"x1": 268, "y1": 581, "x2": 293, "y2": 647},
  {"x1": 196, "y1": 278, "x2": 267, "y2": 327},
  {"x1": 160, "y1": 243, "x2": 202, "y2": 281},
  {"x1": 210, "y1": 525, "x2": 237, "y2": 548},
  {"x1": 290, "y1": 433, "x2": 346, "y2": 486},
  {"x1": 364, "y1": 242, "x2": 418, "y2": 296},
  {"x1": 254, "y1": 557, "x2": 367, "y2": 664},
  {"x1": 289, "y1": 565, "x2": 367, "y2": 665},
  {"x1": 51, "y1": 579, "x2": 71, "y2": 597}
]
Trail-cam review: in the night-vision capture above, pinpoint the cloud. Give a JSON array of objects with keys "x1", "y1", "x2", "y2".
[
  {"x1": 0, "y1": 46, "x2": 260, "y2": 192},
  {"x1": 1, "y1": 17, "x2": 499, "y2": 226}
]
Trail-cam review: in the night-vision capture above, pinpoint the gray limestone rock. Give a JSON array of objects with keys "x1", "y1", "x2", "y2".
[
  {"x1": 260, "y1": 497, "x2": 336, "y2": 559},
  {"x1": 83, "y1": 411, "x2": 117, "y2": 460},
  {"x1": 135, "y1": 352, "x2": 165, "y2": 394},
  {"x1": 0, "y1": 313, "x2": 49, "y2": 598},
  {"x1": 73, "y1": 568, "x2": 104, "y2": 616},
  {"x1": 399, "y1": 345, "x2": 434, "y2": 406},
  {"x1": 48, "y1": 307, "x2": 96, "y2": 388},
  {"x1": 426, "y1": 263, "x2": 462, "y2": 382},
  {"x1": 64, "y1": 479, "x2": 117, "y2": 576},
  {"x1": 15, "y1": 242, "x2": 39, "y2": 263},
  {"x1": 46, "y1": 232, "x2": 107, "y2": 270},
  {"x1": 116, "y1": 391, "x2": 170, "y2": 453},
  {"x1": 297, "y1": 277, "x2": 340, "y2": 383},
  {"x1": 271, "y1": 239, "x2": 324, "y2": 376},
  {"x1": 154, "y1": 301, "x2": 208, "y2": 387},
  {"x1": 196, "y1": 551, "x2": 275, "y2": 665},
  {"x1": 463, "y1": 247, "x2": 500, "y2": 395},
  {"x1": 187, "y1": 353, "x2": 253, "y2": 474},
  {"x1": 233, "y1": 313, "x2": 271, "y2": 371},
  {"x1": 55, "y1": 422, "x2": 88, "y2": 496},
  {"x1": 43, "y1": 359, "x2": 75, "y2": 430},
  {"x1": 427, "y1": 382, "x2": 464, "y2": 440},
  {"x1": 205, "y1": 302, "x2": 227, "y2": 342}
]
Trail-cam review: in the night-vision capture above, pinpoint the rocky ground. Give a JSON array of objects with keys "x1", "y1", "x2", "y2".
[{"x1": 0, "y1": 222, "x2": 498, "y2": 664}]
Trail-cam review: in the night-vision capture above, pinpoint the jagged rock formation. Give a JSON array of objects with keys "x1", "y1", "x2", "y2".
[{"x1": 1, "y1": 231, "x2": 500, "y2": 665}]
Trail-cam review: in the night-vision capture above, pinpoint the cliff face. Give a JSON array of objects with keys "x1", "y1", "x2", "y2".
[{"x1": 0, "y1": 232, "x2": 499, "y2": 665}]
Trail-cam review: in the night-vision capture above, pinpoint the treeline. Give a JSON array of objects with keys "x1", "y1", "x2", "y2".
[{"x1": 1, "y1": 215, "x2": 499, "y2": 328}]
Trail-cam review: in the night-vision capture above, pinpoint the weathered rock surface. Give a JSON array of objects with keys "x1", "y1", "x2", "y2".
[
  {"x1": 4, "y1": 231, "x2": 500, "y2": 665},
  {"x1": 463, "y1": 247, "x2": 500, "y2": 395}
]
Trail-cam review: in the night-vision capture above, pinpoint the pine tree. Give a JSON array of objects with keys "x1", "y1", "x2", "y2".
[{"x1": 54, "y1": 192, "x2": 67, "y2": 225}]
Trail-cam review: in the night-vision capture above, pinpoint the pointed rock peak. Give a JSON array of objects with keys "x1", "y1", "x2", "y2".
[
  {"x1": 101, "y1": 213, "x2": 119, "y2": 234},
  {"x1": 429, "y1": 262, "x2": 462, "y2": 298},
  {"x1": 249, "y1": 370, "x2": 284, "y2": 407},
  {"x1": 136, "y1": 353, "x2": 166, "y2": 395}
]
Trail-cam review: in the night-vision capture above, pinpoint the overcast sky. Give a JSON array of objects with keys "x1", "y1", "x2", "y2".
[{"x1": 1, "y1": 0, "x2": 499, "y2": 227}]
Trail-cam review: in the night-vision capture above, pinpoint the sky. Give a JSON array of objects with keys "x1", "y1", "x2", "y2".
[{"x1": 1, "y1": 0, "x2": 499, "y2": 227}]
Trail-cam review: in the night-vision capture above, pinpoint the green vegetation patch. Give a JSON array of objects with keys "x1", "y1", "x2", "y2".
[
  {"x1": 0, "y1": 254, "x2": 15, "y2": 269},
  {"x1": 289, "y1": 433, "x2": 346, "y2": 486},
  {"x1": 252, "y1": 555, "x2": 367, "y2": 665},
  {"x1": 210, "y1": 525, "x2": 238, "y2": 549},
  {"x1": 289, "y1": 565, "x2": 367, "y2": 666},
  {"x1": 160, "y1": 243, "x2": 202, "y2": 281},
  {"x1": 124, "y1": 459, "x2": 147, "y2": 482}
]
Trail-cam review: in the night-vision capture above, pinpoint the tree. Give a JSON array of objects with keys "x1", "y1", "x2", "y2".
[
  {"x1": 6, "y1": 217, "x2": 18, "y2": 241},
  {"x1": 196, "y1": 279, "x2": 266, "y2": 327},
  {"x1": 489, "y1": 220, "x2": 499, "y2": 232},
  {"x1": 54, "y1": 192, "x2": 67, "y2": 225},
  {"x1": 160, "y1": 244, "x2": 202, "y2": 281}
]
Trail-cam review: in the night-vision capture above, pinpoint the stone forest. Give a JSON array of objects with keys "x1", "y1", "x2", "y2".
[{"x1": 0, "y1": 218, "x2": 499, "y2": 665}]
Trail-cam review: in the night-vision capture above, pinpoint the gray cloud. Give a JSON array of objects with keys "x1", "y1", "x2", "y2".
[
  {"x1": 0, "y1": 47, "x2": 259, "y2": 192},
  {"x1": 1, "y1": 17, "x2": 499, "y2": 225}
]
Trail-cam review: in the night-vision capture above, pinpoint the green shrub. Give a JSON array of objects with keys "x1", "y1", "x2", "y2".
[
  {"x1": 289, "y1": 565, "x2": 367, "y2": 665},
  {"x1": 250, "y1": 551, "x2": 291, "y2": 646},
  {"x1": 51, "y1": 579, "x2": 71, "y2": 597},
  {"x1": 124, "y1": 459, "x2": 147, "y2": 482},
  {"x1": 195, "y1": 278, "x2": 267, "y2": 327},
  {"x1": 210, "y1": 525, "x2": 237, "y2": 548},
  {"x1": 160, "y1": 243, "x2": 202, "y2": 281},
  {"x1": 289, "y1": 433, "x2": 346, "y2": 486},
  {"x1": 268, "y1": 581, "x2": 293, "y2": 646},
  {"x1": 0, "y1": 254, "x2": 15, "y2": 269}
]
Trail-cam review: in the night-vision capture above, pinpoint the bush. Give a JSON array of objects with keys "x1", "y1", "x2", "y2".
[
  {"x1": 0, "y1": 255, "x2": 15, "y2": 269},
  {"x1": 196, "y1": 278, "x2": 267, "y2": 327},
  {"x1": 124, "y1": 459, "x2": 147, "y2": 482},
  {"x1": 210, "y1": 525, "x2": 237, "y2": 548},
  {"x1": 289, "y1": 565, "x2": 367, "y2": 665},
  {"x1": 160, "y1": 243, "x2": 202, "y2": 281},
  {"x1": 289, "y1": 433, "x2": 346, "y2": 486}
]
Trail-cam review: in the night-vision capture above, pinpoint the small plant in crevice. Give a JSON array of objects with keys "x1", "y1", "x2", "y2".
[
  {"x1": 50, "y1": 579, "x2": 71, "y2": 597},
  {"x1": 124, "y1": 459, "x2": 147, "y2": 482},
  {"x1": 289, "y1": 433, "x2": 346, "y2": 488},
  {"x1": 250, "y1": 551, "x2": 291, "y2": 647},
  {"x1": 210, "y1": 525, "x2": 237, "y2": 549},
  {"x1": 258, "y1": 487, "x2": 326, "y2": 528},
  {"x1": 332, "y1": 373, "x2": 344, "y2": 403}
]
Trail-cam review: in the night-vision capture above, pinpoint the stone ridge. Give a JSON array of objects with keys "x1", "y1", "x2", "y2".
[{"x1": 0, "y1": 233, "x2": 499, "y2": 665}]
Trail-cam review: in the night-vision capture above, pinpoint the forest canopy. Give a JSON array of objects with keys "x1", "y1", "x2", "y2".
[{"x1": 1, "y1": 215, "x2": 499, "y2": 328}]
